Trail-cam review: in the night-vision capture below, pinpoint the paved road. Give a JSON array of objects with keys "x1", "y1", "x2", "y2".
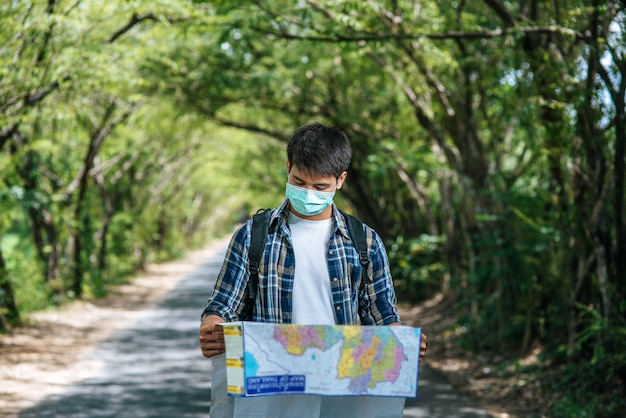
[{"x1": 17, "y1": 243, "x2": 492, "y2": 418}]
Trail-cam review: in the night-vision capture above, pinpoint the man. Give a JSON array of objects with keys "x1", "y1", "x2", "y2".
[{"x1": 199, "y1": 122, "x2": 427, "y2": 417}]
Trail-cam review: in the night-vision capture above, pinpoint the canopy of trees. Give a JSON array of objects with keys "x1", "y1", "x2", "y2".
[{"x1": 1, "y1": 1, "x2": 625, "y2": 416}]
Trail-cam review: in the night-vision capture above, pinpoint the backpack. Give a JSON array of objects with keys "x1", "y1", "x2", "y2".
[{"x1": 246, "y1": 208, "x2": 372, "y2": 306}]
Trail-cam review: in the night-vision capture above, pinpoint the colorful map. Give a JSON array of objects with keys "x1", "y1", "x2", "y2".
[{"x1": 222, "y1": 322, "x2": 421, "y2": 398}]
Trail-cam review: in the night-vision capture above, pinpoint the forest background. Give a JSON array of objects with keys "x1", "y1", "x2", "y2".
[{"x1": 1, "y1": 1, "x2": 625, "y2": 416}]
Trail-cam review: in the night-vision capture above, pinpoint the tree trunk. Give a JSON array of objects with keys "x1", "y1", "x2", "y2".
[
  {"x1": 0, "y1": 243, "x2": 20, "y2": 330},
  {"x1": 66, "y1": 102, "x2": 135, "y2": 297},
  {"x1": 94, "y1": 171, "x2": 113, "y2": 271},
  {"x1": 611, "y1": 74, "x2": 625, "y2": 314},
  {"x1": 15, "y1": 143, "x2": 62, "y2": 287}
]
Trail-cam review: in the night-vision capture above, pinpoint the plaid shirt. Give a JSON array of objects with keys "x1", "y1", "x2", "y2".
[{"x1": 202, "y1": 200, "x2": 400, "y2": 325}]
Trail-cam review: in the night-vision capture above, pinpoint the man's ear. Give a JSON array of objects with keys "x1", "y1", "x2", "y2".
[
  {"x1": 337, "y1": 171, "x2": 347, "y2": 189},
  {"x1": 286, "y1": 161, "x2": 292, "y2": 173}
]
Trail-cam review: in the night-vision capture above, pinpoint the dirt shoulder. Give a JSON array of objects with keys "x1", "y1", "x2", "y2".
[
  {"x1": 0, "y1": 241, "x2": 225, "y2": 417},
  {"x1": 397, "y1": 295, "x2": 542, "y2": 418},
  {"x1": 2, "y1": 239, "x2": 537, "y2": 417}
]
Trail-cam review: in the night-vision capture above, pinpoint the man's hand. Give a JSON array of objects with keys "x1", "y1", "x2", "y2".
[
  {"x1": 199, "y1": 314, "x2": 226, "y2": 358},
  {"x1": 420, "y1": 332, "x2": 428, "y2": 361}
]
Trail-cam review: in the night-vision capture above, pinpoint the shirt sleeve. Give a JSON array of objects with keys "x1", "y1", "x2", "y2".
[
  {"x1": 361, "y1": 229, "x2": 402, "y2": 326},
  {"x1": 201, "y1": 222, "x2": 251, "y2": 322}
]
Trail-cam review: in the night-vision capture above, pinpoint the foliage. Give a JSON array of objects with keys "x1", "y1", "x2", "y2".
[
  {"x1": 2, "y1": 235, "x2": 49, "y2": 312},
  {"x1": 1, "y1": 0, "x2": 625, "y2": 413},
  {"x1": 0, "y1": 0, "x2": 284, "y2": 321},
  {"x1": 387, "y1": 234, "x2": 446, "y2": 303}
]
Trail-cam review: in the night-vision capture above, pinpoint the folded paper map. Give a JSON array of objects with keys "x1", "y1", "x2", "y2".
[{"x1": 222, "y1": 322, "x2": 421, "y2": 398}]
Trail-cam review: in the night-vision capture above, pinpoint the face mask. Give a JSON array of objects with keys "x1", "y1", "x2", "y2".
[{"x1": 285, "y1": 183, "x2": 336, "y2": 216}]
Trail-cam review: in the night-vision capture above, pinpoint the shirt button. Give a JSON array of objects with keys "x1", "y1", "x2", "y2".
[
  {"x1": 286, "y1": 294, "x2": 290, "y2": 299},
  {"x1": 336, "y1": 306, "x2": 341, "y2": 311},
  {"x1": 333, "y1": 278, "x2": 338, "y2": 283},
  {"x1": 329, "y1": 250, "x2": 333, "y2": 255}
]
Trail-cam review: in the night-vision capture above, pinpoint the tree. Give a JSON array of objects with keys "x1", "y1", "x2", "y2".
[{"x1": 161, "y1": 1, "x2": 625, "y2": 412}]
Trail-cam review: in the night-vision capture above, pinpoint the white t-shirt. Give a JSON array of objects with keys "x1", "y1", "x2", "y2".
[{"x1": 288, "y1": 211, "x2": 336, "y2": 325}]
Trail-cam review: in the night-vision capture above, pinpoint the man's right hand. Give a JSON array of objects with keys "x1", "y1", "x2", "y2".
[{"x1": 199, "y1": 314, "x2": 226, "y2": 358}]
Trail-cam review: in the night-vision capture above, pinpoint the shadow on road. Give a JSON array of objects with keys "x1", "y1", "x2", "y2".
[
  {"x1": 404, "y1": 367, "x2": 492, "y2": 417},
  {"x1": 16, "y1": 248, "x2": 226, "y2": 418}
]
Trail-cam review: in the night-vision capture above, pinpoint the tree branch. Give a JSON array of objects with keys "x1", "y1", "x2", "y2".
[
  {"x1": 107, "y1": 12, "x2": 187, "y2": 43},
  {"x1": 483, "y1": 0, "x2": 516, "y2": 27},
  {"x1": 67, "y1": 103, "x2": 138, "y2": 196},
  {"x1": 107, "y1": 13, "x2": 159, "y2": 43},
  {"x1": 0, "y1": 124, "x2": 19, "y2": 153},
  {"x1": 0, "y1": 64, "x2": 70, "y2": 147},
  {"x1": 24, "y1": 80, "x2": 60, "y2": 106},
  {"x1": 213, "y1": 117, "x2": 290, "y2": 145},
  {"x1": 35, "y1": 0, "x2": 58, "y2": 64},
  {"x1": 252, "y1": 24, "x2": 586, "y2": 43}
]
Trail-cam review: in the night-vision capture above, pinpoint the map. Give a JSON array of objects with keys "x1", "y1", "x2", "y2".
[{"x1": 222, "y1": 322, "x2": 421, "y2": 398}]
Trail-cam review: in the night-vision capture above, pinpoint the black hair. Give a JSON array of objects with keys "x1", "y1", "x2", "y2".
[{"x1": 286, "y1": 122, "x2": 352, "y2": 178}]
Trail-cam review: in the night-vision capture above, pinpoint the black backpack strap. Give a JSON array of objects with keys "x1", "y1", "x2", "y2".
[
  {"x1": 340, "y1": 210, "x2": 372, "y2": 284},
  {"x1": 248, "y1": 209, "x2": 271, "y2": 301}
]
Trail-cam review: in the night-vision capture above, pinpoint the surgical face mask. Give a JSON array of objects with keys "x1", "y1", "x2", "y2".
[{"x1": 285, "y1": 183, "x2": 336, "y2": 216}]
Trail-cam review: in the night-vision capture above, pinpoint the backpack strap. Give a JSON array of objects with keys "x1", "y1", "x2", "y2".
[
  {"x1": 248, "y1": 208, "x2": 271, "y2": 301},
  {"x1": 247, "y1": 208, "x2": 373, "y2": 316},
  {"x1": 340, "y1": 210, "x2": 372, "y2": 284},
  {"x1": 340, "y1": 210, "x2": 374, "y2": 324}
]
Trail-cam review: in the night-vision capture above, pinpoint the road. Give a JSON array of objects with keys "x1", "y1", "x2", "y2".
[{"x1": 16, "y1": 242, "x2": 493, "y2": 418}]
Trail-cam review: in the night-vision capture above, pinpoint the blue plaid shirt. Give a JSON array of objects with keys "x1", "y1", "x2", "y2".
[{"x1": 202, "y1": 200, "x2": 400, "y2": 325}]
